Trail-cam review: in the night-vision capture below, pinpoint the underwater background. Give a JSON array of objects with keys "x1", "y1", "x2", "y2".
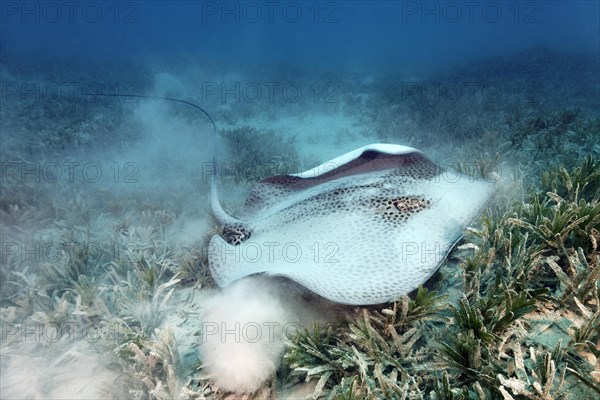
[{"x1": 1, "y1": 1, "x2": 599, "y2": 399}]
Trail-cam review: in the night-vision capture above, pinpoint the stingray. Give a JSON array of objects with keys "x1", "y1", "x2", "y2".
[
  {"x1": 209, "y1": 143, "x2": 495, "y2": 305},
  {"x1": 79, "y1": 95, "x2": 490, "y2": 304}
]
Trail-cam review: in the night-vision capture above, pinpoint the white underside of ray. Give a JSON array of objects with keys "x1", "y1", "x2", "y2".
[{"x1": 208, "y1": 162, "x2": 494, "y2": 304}]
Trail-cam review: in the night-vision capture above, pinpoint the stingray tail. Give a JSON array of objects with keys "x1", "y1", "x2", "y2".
[
  {"x1": 210, "y1": 173, "x2": 244, "y2": 228},
  {"x1": 80, "y1": 92, "x2": 250, "y2": 249}
]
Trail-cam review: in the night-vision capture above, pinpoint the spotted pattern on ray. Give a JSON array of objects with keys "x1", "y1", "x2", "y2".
[
  {"x1": 209, "y1": 144, "x2": 495, "y2": 305},
  {"x1": 240, "y1": 150, "x2": 440, "y2": 218}
]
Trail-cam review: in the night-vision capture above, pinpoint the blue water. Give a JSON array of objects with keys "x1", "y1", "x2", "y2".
[{"x1": 2, "y1": 1, "x2": 598, "y2": 74}]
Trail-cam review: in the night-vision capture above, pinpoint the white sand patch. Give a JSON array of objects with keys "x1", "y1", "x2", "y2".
[
  {"x1": 0, "y1": 339, "x2": 121, "y2": 399},
  {"x1": 197, "y1": 278, "x2": 293, "y2": 393},
  {"x1": 195, "y1": 277, "x2": 336, "y2": 394}
]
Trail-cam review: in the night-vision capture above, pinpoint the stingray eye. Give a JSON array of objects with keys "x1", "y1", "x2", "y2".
[{"x1": 222, "y1": 225, "x2": 251, "y2": 245}]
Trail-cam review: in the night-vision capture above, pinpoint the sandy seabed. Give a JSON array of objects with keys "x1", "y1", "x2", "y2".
[{"x1": 1, "y1": 48, "x2": 599, "y2": 398}]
